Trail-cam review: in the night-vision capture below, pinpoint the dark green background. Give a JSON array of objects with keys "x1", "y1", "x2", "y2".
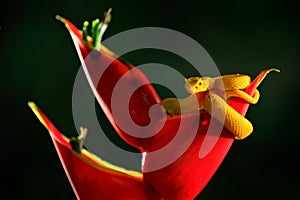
[{"x1": 1, "y1": 0, "x2": 299, "y2": 199}]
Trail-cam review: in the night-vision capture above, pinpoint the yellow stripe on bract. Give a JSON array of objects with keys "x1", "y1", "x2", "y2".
[
  {"x1": 81, "y1": 149, "x2": 142, "y2": 178},
  {"x1": 28, "y1": 102, "x2": 49, "y2": 131},
  {"x1": 101, "y1": 45, "x2": 116, "y2": 57},
  {"x1": 55, "y1": 15, "x2": 66, "y2": 24},
  {"x1": 256, "y1": 68, "x2": 280, "y2": 87},
  {"x1": 28, "y1": 103, "x2": 140, "y2": 177}
]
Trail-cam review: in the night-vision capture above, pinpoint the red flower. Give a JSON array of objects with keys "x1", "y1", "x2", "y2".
[{"x1": 29, "y1": 9, "x2": 279, "y2": 200}]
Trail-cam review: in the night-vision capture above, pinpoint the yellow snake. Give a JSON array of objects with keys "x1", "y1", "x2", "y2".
[{"x1": 162, "y1": 73, "x2": 263, "y2": 140}]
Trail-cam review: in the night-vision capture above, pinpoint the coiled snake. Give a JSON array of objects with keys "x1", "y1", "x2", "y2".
[{"x1": 162, "y1": 69, "x2": 279, "y2": 139}]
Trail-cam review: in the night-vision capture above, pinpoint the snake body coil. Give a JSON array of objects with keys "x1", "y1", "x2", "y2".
[{"x1": 161, "y1": 70, "x2": 278, "y2": 139}]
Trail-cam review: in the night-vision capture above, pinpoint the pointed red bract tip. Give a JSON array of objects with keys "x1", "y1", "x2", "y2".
[
  {"x1": 143, "y1": 68, "x2": 279, "y2": 200},
  {"x1": 29, "y1": 102, "x2": 161, "y2": 200}
]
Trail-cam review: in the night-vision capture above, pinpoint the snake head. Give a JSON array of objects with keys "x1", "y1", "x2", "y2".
[{"x1": 185, "y1": 77, "x2": 213, "y2": 94}]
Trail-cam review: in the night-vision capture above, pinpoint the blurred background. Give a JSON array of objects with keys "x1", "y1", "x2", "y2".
[{"x1": 1, "y1": 0, "x2": 299, "y2": 199}]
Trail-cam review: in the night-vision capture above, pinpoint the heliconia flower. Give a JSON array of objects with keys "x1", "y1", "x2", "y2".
[{"x1": 29, "y1": 9, "x2": 279, "y2": 200}]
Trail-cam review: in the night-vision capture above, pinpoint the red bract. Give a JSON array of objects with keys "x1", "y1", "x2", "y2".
[
  {"x1": 29, "y1": 12, "x2": 278, "y2": 200},
  {"x1": 29, "y1": 102, "x2": 162, "y2": 200}
]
